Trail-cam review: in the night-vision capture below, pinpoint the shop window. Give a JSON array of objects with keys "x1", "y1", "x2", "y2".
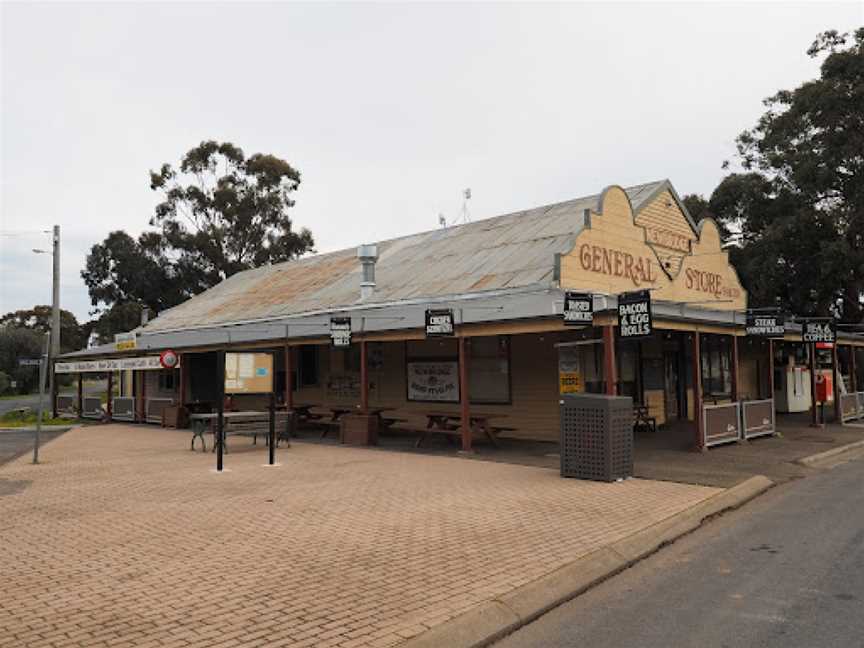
[
  {"x1": 299, "y1": 346, "x2": 319, "y2": 386},
  {"x1": 468, "y1": 336, "x2": 510, "y2": 404},
  {"x1": 701, "y1": 336, "x2": 732, "y2": 398},
  {"x1": 158, "y1": 370, "x2": 176, "y2": 392}
]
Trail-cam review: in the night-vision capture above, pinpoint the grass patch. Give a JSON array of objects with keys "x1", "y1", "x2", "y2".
[{"x1": 0, "y1": 409, "x2": 73, "y2": 428}]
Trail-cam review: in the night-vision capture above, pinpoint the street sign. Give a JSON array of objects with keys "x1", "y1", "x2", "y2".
[
  {"x1": 425, "y1": 309, "x2": 454, "y2": 337},
  {"x1": 563, "y1": 292, "x2": 593, "y2": 325},
  {"x1": 802, "y1": 319, "x2": 836, "y2": 344},
  {"x1": 330, "y1": 317, "x2": 351, "y2": 347},
  {"x1": 159, "y1": 349, "x2": 179, "y2": 369},
  {"x1": 618, "y1": 290, "x2": 652, "y2": 339},
  {"x1": 18, "y1": 358, "x2": 41, "y2": 367},
  {"x1": 745, "y1": 311, "x2": 785, "y2": 337}
]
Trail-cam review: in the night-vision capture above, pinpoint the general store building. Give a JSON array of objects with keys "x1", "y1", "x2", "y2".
[{"x1": 56, "y1": 179, "x2": 864, "y2": 451}]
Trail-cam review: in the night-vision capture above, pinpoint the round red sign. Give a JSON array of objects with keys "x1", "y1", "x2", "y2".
[{"x1": 159, "y1": 349, "x2": 179, "y2": 369}]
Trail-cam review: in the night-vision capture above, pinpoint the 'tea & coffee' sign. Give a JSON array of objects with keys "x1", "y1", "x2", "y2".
[
  {"x1": 563, "y1": 292, "x2": 593, "y2": 325},
  {"x1": 425, "y1": 309, "x2": 454, "y2": 337},
  {"x1": 802, "y1": 319, "x2": 836, "y2": 344},
  {"x1": 618, "y1": 290, "x2": 652, "y2": 339}
]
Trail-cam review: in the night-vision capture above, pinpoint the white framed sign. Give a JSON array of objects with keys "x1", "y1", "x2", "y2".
[
  {"x1": 56, "y1": 356, "x2": 170, "y2": 373},
  {"x1": 407, "y1": 361, "x2": 459, "y2": 402}
]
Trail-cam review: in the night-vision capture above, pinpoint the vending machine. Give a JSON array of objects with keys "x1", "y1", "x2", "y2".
[{"x1": 774, "y1": 352, "x2": 812, "y2": 413}]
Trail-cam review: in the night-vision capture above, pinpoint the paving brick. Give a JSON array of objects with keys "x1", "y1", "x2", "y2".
[{"x1": 0, "y1": 424, "x2": 718, "y2": 648}]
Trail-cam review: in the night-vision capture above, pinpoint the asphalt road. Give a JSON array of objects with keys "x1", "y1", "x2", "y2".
[
  {"x1": 0, "y1": 394, "x2": 41, "y2": 417},
  {"x1": 496, "y1": 457, "x2": 864, "y2": 648},
  {"x1": 0, "y1": 428, "x2": 69, "y2": 466}
]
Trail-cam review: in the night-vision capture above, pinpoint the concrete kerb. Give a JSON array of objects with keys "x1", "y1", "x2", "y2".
[
  {"x1": 402, "y1": 475, "x2": 773, "y2": 648},
  {"x1": 0, "y1": 425, "x2": 75, "y2": 433},
  {"x1": 796, "y1": 439, "x2": 864, "y2": 468}
]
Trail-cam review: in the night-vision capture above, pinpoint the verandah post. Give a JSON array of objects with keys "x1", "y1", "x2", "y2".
[
  {"x1": 458, "y1": 336, "x2": 471, "y2": 453},
  {"x1": 360, "y1": 340, "x2": 369, "y2": 413},
  {"x1": 603, "y1": 325, "x2": 617, "y2": 396},
  {"x1": 692, "y1": 332, "x2": 705, "y2": 451}
]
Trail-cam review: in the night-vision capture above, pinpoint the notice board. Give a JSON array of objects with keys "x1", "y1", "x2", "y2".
[{"x1": 225, "y1": 352, "x2": 274, "y2": 394}]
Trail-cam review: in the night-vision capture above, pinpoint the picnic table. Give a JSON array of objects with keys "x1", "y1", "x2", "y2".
[
  {"x1": 416, "y1": 411, "x2": 508, "y2": 448},
  {"x1": 189, "y1": 411, "x2": 290, "y2": 452},
  {"x1": 319, "y1": 406, "x2": 397, "y2": 438}
]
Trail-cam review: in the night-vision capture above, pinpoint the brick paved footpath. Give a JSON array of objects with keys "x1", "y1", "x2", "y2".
[{"x1": 0, "y1": 425, "x2": 720, "y2": 648}]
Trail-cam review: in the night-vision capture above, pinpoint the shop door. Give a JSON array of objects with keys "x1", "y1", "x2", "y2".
[{"x1": 664, "y1": 352, "x2": 681, "y2": 421}]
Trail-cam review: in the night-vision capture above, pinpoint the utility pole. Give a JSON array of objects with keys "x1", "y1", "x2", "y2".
[{"x1": 49, "y1": 226, "x2": 60, "y2": 416}]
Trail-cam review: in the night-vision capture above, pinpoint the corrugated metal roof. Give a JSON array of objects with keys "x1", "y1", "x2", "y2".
[{"x1": 143, "y1": 180, "x2": 668, "y2": 332}]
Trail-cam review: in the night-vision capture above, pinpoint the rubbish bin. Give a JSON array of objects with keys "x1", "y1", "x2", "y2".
[{"x1": 560, "y1": 393, "x2": 633, "y2": 482}]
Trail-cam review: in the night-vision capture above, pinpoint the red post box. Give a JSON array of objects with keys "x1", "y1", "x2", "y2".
[{"x1": 815, "y1": 370, "x2": 834, "y2": 403}]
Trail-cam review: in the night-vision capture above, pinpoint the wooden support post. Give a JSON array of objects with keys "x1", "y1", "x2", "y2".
[
  {"x1": 692, "y1": 332, "x2": 705, "y2": 451},
  {"x1": 360, "y1": 340, "x2": 369, "y2": 413},
  {"x1": 832, "y1": 343, "x2": 841, "y2": 423},
  {"x1": 141, "y1": 369, "x2": 147, "y2": 423},
  {"x1": 767, "y1": 339, "x2": 775, "y2": 400},
  {"x1": 285, "y1": 346, "x2": 294, "y2": 409},
  {"x1": 458, "y1": 336, "x2": 472, "y2": 453},
  {"x1": 851, "y1": 346, "x2": 858, "y2": 392},
  {"x1": 77, "y1": 373, "x2": 83, "y2": 417},
  {"x1": 809, "y1": 343, "x2": 819, "y2": 426},
  {"x1": 731, "y1": 334, "x2": 739, "y2": 402},
  {"x1": 106, "y1": 372, "x2": 114, "y2": 420},
  {"x1": 216, "y1": 351, "x2": 225, "y2": 472},
  {"x1": 603, "y1": 325, "x2": 617, "y2": 396},
  {"x1": 179, "y1": 355, "x2": 187, "y2": 407}
]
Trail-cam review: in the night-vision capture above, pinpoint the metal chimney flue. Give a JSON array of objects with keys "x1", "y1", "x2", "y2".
[{"x1": 357, "y1": 244, "x2": 378, "y2": 300}]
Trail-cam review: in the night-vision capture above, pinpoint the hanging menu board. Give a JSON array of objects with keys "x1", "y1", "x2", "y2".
[
  {"x1": 618, "y1": 290, "x2": 652, "y2": 339},
  {"x1": 802, "y1": 319, "x2": 836, "y2": 344},
  {"x1": 425, "y1": 309, "x2": 454, "y2": 337},
  {"x1": 563, "y1": 292, "x2": 593, "y2": 325},
  {"x1": 745, "y1": 311, "x2": 785, "y2": 337},
  {"x1": 330, "y1": 317, "x2": 352, "y2": 347},
  {"x1": 224, "y1": 352, "x2": 273, "y2": 394}
]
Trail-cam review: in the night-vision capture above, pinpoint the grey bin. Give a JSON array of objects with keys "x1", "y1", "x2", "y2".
[{"x1": 560, "y1": 394, "x2": 634, "y2": 482}]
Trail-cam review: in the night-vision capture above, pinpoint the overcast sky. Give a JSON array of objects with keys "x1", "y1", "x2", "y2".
[{"x1": 2, "y1": 1, "x2": 862, "y2": 322}]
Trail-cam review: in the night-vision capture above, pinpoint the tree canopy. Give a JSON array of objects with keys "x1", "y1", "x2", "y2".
[
  {"x1": 0, "y1": 306, "x2": 88, "y2": 353},
  {"x1": 81, "y1": 141, "x2": 315, "y2": 339},
  {"x1": 707, "y1": 28, "x2": 864, "y2": 321}
]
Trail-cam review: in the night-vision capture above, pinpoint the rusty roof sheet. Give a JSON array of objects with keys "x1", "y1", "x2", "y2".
[{"x1": 143, "y1": 180, "x2": 668, "y2": 332}]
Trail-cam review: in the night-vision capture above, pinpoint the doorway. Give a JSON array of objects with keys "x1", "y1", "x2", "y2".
[{"x1": 664, "y1": 350, "x2": 683, "y2": 421}]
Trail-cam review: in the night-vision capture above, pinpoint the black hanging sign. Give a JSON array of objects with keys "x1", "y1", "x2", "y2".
[
  {"x1": 745, "y1": 311, "x2": 785, "y2": 337},
  {"x1": 618, "y1": 290, "x2": 652, "y2": 339},
  {"x1": 425, "y1": 309, "x2": 455, "y2": 337},
  {"x1": 802, "y1": 318, "x2": 836, "y2": 344},
  {"x1": 563, "y1": 292, "x2": 593, "y2": 325},
  {"x1": 330, "y1": 317, "x2": 352, "y2": 347}
]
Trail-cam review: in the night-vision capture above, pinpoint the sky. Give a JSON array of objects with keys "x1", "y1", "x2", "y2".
[{"x1": 1, "y1": 1, "x2": 862, "y2": 323}]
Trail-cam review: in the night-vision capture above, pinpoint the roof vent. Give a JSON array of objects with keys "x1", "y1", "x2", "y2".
[{"x1": 357, "y1": 244, "x2": 378, "y2": 300}]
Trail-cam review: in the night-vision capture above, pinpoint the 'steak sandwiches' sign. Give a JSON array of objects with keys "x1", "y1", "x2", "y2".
[
  {"x1": 563, "y1": 292, "x2": 593, "y2": 325},
  {"x1": 618, "y1": 290, "x2": 652, "y2": 339},
  {"x1": 330, "y1": 317, "x2": 352, "y2": 347},
  {"x1": 745, "y1": 311, "x2": 785, "y2": 337},
  {"x1": 425, "y1": 309, "x2": 454, "y2": 337}
]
